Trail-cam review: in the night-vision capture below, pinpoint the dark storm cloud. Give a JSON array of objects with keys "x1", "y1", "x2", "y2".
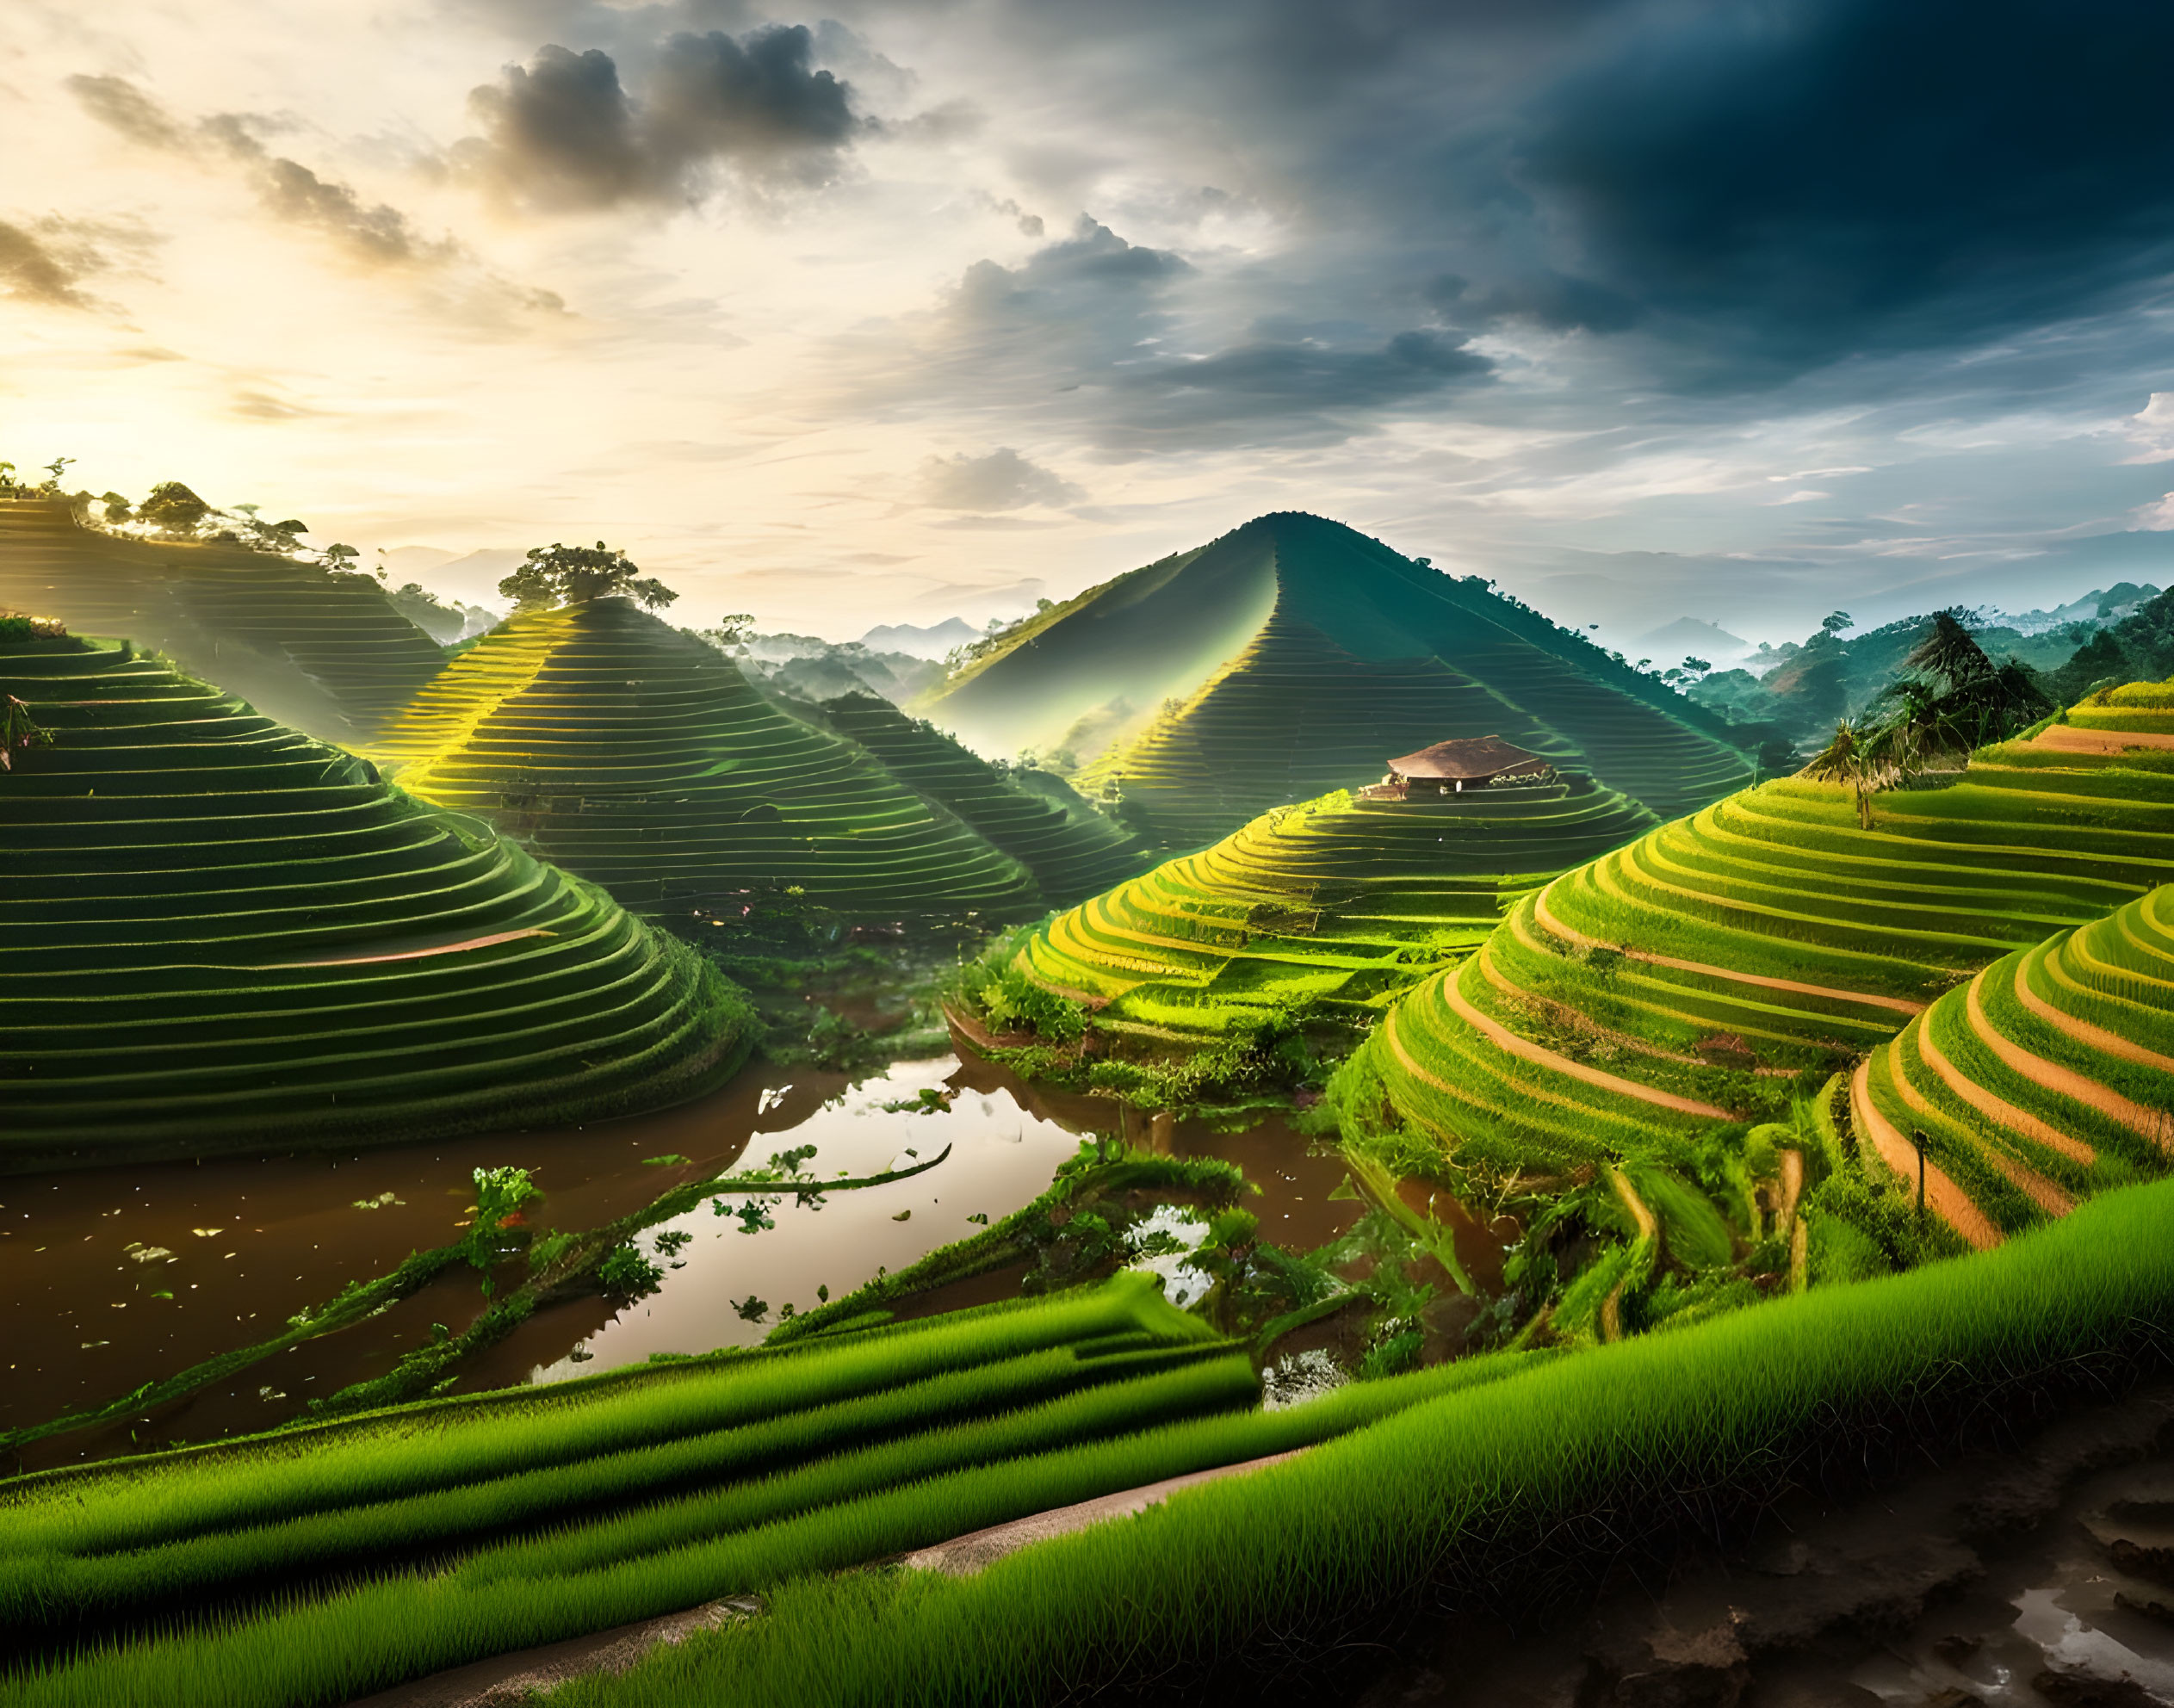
[
  {"x1": 1106, "y1": 329, "x2": 1491, "y2": 436},
  {"x1": 461, "y1": 25, "x2": 861, "y2": 209},
  {"x1": 1443, "y1": 270, "x2": 1642, "y2": 336},
  {"x1": 0, "y1": 219, "x2": 98, "y2": 309},
  {"x1": 1514, "y1": 0, "x2": 2174, "y2": 370}
]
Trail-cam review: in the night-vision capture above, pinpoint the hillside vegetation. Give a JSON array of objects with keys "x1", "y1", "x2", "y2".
[
  {"x1": 0, "y1": 1273, "x2": 1519, "y2": 1708},
  {"x1": 919, "y1": 513, "x2": 1752, "y2": 848},
  {"x1": 1849, "y1": 699, "x2": 2174, "y2": 1243},
  {"x1": 988, "y1": 771, "x2": 1656, "y2": 1043},
  {"x1": 1353, "y1": 689, "x2": 2174, "y2": 1243},
  {"x1": 369, "y1": 599, "x2": 1041, "y2": 918},
  {"x1": 0, "y1": 498, "x2": 444, "y2": 742},
  {"x1": 0, "y1": 628, "x2": 749, "y2": 1164},
  {"x1": 813, "y1": 692, "x2": 1154, "y2": 906}
]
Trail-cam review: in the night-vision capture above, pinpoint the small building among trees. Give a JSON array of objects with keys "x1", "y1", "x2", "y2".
[{"x1": 1382, "y1": 736, "x2": 1552, "y2": 797}]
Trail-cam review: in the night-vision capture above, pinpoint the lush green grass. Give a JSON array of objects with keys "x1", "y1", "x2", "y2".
[
  {"x1": 0, "y1": 631, "x2": 750, "y2": 1160},
  {"x1": 991, "y1": 777, "x2": 1655, "y2": 1042},
  {"x1": 369, "y1": 598, "x2": 1041, "y2": 915},
  {"x1": 0, "y1": 1277, "x2": 1537, "y2": 1708},
  {"x1": 1849, "y1": 882, "x2": 2174, "y2": 1238},
  {"x1": 920, "y1": 513, "x2": 1751, "y2": 849},
  {"x1": 0, "y1": 496, "x2": 444, "y2": 743},
  {"x1": 1354, "y1": 697, "x2": 2174, "y2": 1210},
  {"x1": 542, "y1": 1174, "x2": 2174, "y2": 1708},
  {"x1": 812, "y1": 691, "x2": 1155, "y2": 905}
]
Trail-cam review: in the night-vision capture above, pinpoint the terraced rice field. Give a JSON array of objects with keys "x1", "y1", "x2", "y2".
[
  {"x1": 928, "y1": 512, "x2": 1753, "y2": 851},
  {"x1": 0, "y1": 631, "x2": 746, "y2": 1163},
  {"x1": 0, "y1": 498, "x2": 445, "y2": 741},
  {"x1": 1849, "y1": 884, "x2": 2174, "y2": 1247},
  {"x1": 1364, "y1": 699, "x2": 2174, "y2": 1179},
  {"x1": 369, "y1": 600, "x2": 1040, "y2": 916},
  {"x1": 1005, "y1": 773, "x2": 1657, "y2": 1038},
  {"x1": 814, "y1": 693, "x2": 1155, "y2": 906}
]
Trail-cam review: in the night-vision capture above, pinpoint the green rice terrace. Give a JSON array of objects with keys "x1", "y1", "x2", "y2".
[
  {"x1": 0, "y1": 498, "x2": 446, "y2": 745},
  {"x1": 808, "y1": 691, "x2": 1155, "y2": 906},
  {"x1": 919, "y1": 512, "x2": 1754, "y2": 849},
  {"x1": 973, "y1": 768, "x2": 1657, "y2": 1049},
  {"x1": 1346, "y1": 690, "x2": 2174, "y2": 1249},
  {"x1": 0, "y1": 627, "x2": 749, "y2": 1163},
  {"x1": 368, "y1": 598, "x2": 1043, "y2": 917}
]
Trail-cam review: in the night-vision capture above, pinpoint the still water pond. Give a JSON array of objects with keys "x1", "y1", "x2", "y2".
[{"x1": 2, "y1": 1049, "x2": 1358, "y2": 1471}]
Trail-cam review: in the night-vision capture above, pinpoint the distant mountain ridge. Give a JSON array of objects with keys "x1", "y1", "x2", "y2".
[
  {"x1": 861, "y1": 617, "x2": 979, "y2": 659},
  {"x1": 916, "y1": 512, "x2": 1753, "y2": 848}
]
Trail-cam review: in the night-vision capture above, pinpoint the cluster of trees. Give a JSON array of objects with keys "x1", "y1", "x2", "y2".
[{"x1": 1801, "y1": 612, "x2": 2052, "y2": 829}]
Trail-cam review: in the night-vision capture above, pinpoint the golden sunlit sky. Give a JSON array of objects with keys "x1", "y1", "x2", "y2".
[{"x1": 6, "y1": 0, "x2": 2173, "y2": 641}]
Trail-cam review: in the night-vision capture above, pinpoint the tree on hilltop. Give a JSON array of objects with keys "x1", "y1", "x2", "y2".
[
  {"x1": 499, "y1": 541, "x2": 678, "y2": 612},
  {"x1": 139, "y1": 481, "x2": 214, "y2": 537}
]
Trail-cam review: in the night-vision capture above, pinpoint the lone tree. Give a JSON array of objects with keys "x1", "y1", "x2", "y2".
[
  {"x1": 138, "y1": 481, "x2": 214, "y2": 537},
  {"x1": 499, "y1": 541, "x2": 678, "y2": 613},
  {"x1": 1799, "y1": 717, "x2": 1904, "y2": 831}
]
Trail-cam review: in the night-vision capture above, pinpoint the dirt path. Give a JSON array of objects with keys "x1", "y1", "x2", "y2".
[
  {"x1": 2017, "y1": 943, "x2": 2174, "y2": 1076},
  {"x1": 1599, "y1": 1167, "x2": 1656, "y2": 1344},
  {"x1": 1533, "y1": 885, "x2": 1925, "y2": 1016},
  {"x1": 2027, "y1": 723, "x2": 2174, "y2": 755},
  {"x1": 1440, "y1": 960, "x2": 1737, "y2": 1120},
  {"x1": 1967, "y1": 963, "x2": 2165, "y2": 1142},
  {"x1": 1912, "y1": 1009, "x2": 2095, "y2": 1165},
  {"x1": 263, "y1": 927, "x2": 549, "y2": 969},
  {"x1": 1884, "y1": 1027, "x2": 2074, "y2": 1219},
  {"x1": 1480, "y1": 938, "x2": 1794, "y2": 1079},
  {"x1": 348, "y1": 1597, "x2": 764, "y2": 1708},
  {"x1": 1777, "y1": 1148, "x2": 1805, "y2": 1229},
  {"x1": 1849, "y1": 1061, "x2": 2002, "y2": 1250},
  {"x1": 902, "y1": 1449, "x2": 1305, "y2": 1576}
]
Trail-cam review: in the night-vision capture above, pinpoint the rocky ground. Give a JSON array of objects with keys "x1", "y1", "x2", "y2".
[{"x1": 1348, "y1": 1382, "x2": 2174, "y2": 1708}]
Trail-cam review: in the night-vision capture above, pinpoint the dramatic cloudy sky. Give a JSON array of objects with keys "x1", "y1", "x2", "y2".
[{"x1": 6, "y1": 0, "x2": 2174, "y2": 641}]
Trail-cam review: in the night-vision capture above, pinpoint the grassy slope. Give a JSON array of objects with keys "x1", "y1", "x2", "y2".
[
  {"x1": 1358, "y1": 689, "x2": 2174, "y2": 1234},
  {"x1": 812, "y1": 692, "x2": 1155, "y2": 906},
  {"x1": 367, "y1": 599, "x2": 1041, "y2": 917},
  {"x1": 1006, "y1": 772, "x2": 1657, "y2": 1039},
  {"x1": 0, "y1": 632, "x2": 749, "y2": 1161},
  {"x1": 0, "y1": 498, "x2": 444, "y2": 743},
  {"x1": 0, "y1": 1275, "x2": 1533, "y2": 1708},
  {"x1": 920, "y1": 513, "x2": 1751, "y2": 850},
  {"x1": 554, "y1": 1174, "x2": 2174, "y2": 1708}
]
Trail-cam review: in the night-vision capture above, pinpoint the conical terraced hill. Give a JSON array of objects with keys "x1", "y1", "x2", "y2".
[
  {"x1": 0, "y1": 497, "x2": 446, "y2": 742},
  {"x1": 1355, "y1": 690, "x2": 2174, "y2": 1209},
  {"x1": 369, "y1": 600, "x2": 1040, "y2": 917},
  {"x1": 918, "y1": 512, "x2": 1752, "y2": 848},
  {"x1": 814, "y1": 692, "x2": 1155, "y2": 906},
  {"x1": 1848, "y1": 884, "x2": 2174, "y2": 1252},
  {"x1": 0, "y1": 629, "x2": 750, "y2": 1165},
  {"x1": 994, "y1": 770, "x2": 1657, "y2": 1038}
]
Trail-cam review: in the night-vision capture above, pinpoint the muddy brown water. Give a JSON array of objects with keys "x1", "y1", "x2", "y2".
[{"x1": 1, "y1": 1054, "x2": 1364, "y2": 1474}]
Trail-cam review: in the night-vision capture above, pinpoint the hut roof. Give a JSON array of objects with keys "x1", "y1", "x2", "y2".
[{"x1": 1386, "y1": 735, "x2": 1547, "y2": 781}]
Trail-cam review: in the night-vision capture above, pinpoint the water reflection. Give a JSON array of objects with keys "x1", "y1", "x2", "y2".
[
  {"x1": 532, "y1": 1057, "x2": 1080, "y2": 1380},
  {"x1": 2, "y1": 1046, "x2": 1363, "y2": 1472}
]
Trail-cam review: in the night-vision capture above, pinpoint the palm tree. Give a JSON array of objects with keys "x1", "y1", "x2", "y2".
[{"x1": 1799, "y1": 719, "x2": 1898, "y2": 830}]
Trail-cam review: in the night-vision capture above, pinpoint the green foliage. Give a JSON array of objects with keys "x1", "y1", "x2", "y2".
[
  {"x1": 137, "y1": 480, "x2": 212, "y2": 537},
  {"x1": 598, "y1": 1244, "x2": 665, "y2": 1296},
  {"x1": 497, "y1": 541, "x2": 678, "y2": 612}
]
